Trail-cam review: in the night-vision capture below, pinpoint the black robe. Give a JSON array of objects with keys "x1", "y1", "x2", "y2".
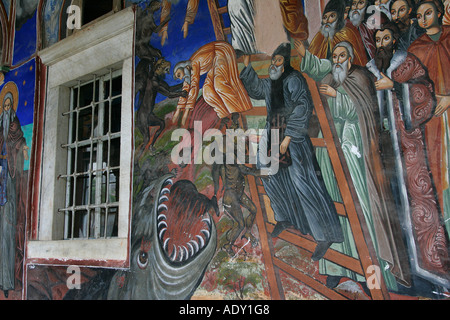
[{"x1": 240, "y1": 65, "x2": 344, "y2": 243}]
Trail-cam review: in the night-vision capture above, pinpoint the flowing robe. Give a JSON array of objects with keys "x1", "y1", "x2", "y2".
[
  {"x1": 301, "y1": 51, "x2": 411, "y2": 288},
  {"x1": 408, "y1": 26, "x2": 450, "y2": 235},
  {"x1": 367, "y1": 51, "x2": 449, "y2": 280},
  {"x1": 227, "y1": 0, "x2": 297, "y2": 55},
  {"x1": 0, "y1": 112, "x2": 26, "y2": 292},
  {"x1": 176, "y1": 41, "x2": 253, "y2": 119},
  {"x1": 240, "y1": 64, "x2": 344, "y2": 244}
]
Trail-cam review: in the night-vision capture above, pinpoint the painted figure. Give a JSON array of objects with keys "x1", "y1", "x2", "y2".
[
  {"x1": 159, "y1": 0, "x2": 199, "y2": 45},
  {"x1": 389, "y1": 0, "x2": 425, "y2": 51},
  {"x1": 135, "y1": 58, "x2": 187, "y2": 156},
  {"x1": 0, "y1": 83, "x2": 28, "y2": 298},
  {"x1": 297, "y1": 40, "x2": 411, "y2": 290},
  {"x1": 349, "y1": 0, "x2": 384, "y2": 60},
  {"x1": 172, "y1": 41, "x2": 253, "y2": 127},
  {"x1": 408, "y1": 0, "x2": 450, "y2": 236},
  {"x1": 367, "y1": 22, "x2": 449, "y2": 281},
  {"x1": 308, "y1": 0, "x2": 368, "y2": 66},
  {"x1": 240, "y1": 43, "x2": 344, "y2": 261}
]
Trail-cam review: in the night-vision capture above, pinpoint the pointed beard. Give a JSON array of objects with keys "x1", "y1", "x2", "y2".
[
  {"x1": 332, "y1": 60, "x2": 349, "y2": 86},
  {"x1": 269, "y1": 64, "x2": 284, "y2": 81},
  {"x1": 320, "y1": 20, "x2": 338, "y2": 39},
  {"x1": 375, "y1": 44, "x2": 394, "y2": 73},
  {"x1": 394, "y1": 17, "x2": 410, "y2": 33},
  {"x1": 349, "y1": 8, "x2": 365, "y2": 27}
]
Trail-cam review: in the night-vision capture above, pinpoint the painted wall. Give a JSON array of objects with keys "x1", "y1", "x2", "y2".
[{"x1": 0, "y1": 0, "x2": 448, "y2": 301}]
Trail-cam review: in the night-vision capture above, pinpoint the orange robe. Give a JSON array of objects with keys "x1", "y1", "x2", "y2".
[
  {"x1": 308, "y1": 22, "x2": 368, "y2": 66},
  {"x1": 279, "y1": 0, "x2": 309, "y2": 41},
  {"x1": 408, "y1": 26, "x2": 450, "y2": 212},
  {"x1": 177, "y1": 41, "x2": 253, "y2": 119}
]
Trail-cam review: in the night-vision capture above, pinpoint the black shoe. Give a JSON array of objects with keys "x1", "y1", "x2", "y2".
[
  {"x1": 326, "y1": 276, "x2": 342, "y2": 289},
  {"x1": 271, "y1": 221, "x2": 290, "y2": 238},
  {"x1": 311, "y1": 241, "x2": 333, "y2": 261}
]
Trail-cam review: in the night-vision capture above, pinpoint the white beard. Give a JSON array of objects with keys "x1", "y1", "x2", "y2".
[
  {"x1": 320, "y1": 20, "x2": 338, "y2": 39},
  {"x1": 349, "y1": 8, "x2": 365, "y2": 27},
  {"x1": 332, "y1": 60, "x2": 349, "y2": 86},
  {"x1": 268, "y1": 64, "x2": 284, "y2": 81}
]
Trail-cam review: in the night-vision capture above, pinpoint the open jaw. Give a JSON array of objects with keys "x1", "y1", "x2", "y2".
[{"x1": 155, "y1": 178, "x2": 214, "y2": 266}]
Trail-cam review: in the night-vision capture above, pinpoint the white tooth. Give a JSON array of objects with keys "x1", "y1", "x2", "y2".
[
  {"x1": 164, "y1": 179, "x2": 173, "y2": 186},
  {"x1": 178, "y1": 246, "x2": 184, "y2": 262},
  {"x1": 201, "y1": 229, "x2": 210, "y2": 239},
  {"x1": 158, "y1": 214, "x2": 167, "y2": 221},
  {"x1": 190, "y1": 240, "x2": 199, "y2": 253},
  {"x1": 158, "y1": 221, "x2": 167, "y2": 229},
  {"x1": 187, "y1": 242, "x2": 195, "y2": 256},
  {"x1": 161, "y1": 188, "x2": 171, "y2": 195},
  {"x1": 196, "y1": 235, "x2": 205, "y2": 248},
  {"x1": 182, "y1": 246, "x2": 189, "y2": 260},
  {"x1": 202, "y1": 217, "x2": 211, "y2": 226},
  {"x1": 158, "y1": 204, "x2": 168, "y2": 211},
  {"x1": 159, "y1": 227, "x2": 167, "y2": 240},
  {"x1": 163, "y1": 238, "x2": 170, "y2": 251},
  {"x1": 159, "y1": 195, "x2": 169, "y2": 203},
  {"x1": 171, "y1": 245, "x2": 177, "y2": 261}
]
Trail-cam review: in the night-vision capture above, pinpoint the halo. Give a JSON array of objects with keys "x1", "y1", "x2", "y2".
[{"x1": 0, "y1": 81, "x2": 19, "y2": 113}]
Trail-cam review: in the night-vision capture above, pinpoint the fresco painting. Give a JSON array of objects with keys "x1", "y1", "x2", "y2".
[{"x1": 0, "y1": 0, "x2": 446, "y2": 302}]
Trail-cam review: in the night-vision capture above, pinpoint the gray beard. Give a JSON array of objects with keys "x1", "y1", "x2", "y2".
[
  {"x1": 268, "y1": 64, "x2": 284, "y2": 81},
  {"x1": 320, "y1": 20, "x2": 338, "y2": 39},
  {"x1": 332, "y1": 60, "x2": 349, "y2": 86},
  {"x1": 349, "y1": 8, "x2": 365, "y2": 27},
  {"x1": 2, "y1": 109, "x2": 10, "y2": 138}
]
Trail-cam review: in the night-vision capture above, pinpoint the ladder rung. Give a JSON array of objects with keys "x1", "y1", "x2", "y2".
[
  {"x1": 218, "y1": 6, "x2": 228, "y2": 14},
  {"x1": 223, "y1": 27, "x2": 231, "y2": 35},
  {"x1": 311, "y1": 137, "x2": 326, "y2": 147},
  {"x1": 266, "y1": 222, "x2": 364, "y2": 276},
  {"x1": 273, "y1": 257, "x2": 348, "y2": 300}
]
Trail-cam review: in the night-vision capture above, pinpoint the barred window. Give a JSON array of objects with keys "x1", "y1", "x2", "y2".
[
  {"x1": 60, "y1": 69, "x2": 122, "y2": 240},
  {"x1": 28, "y1": 8, "x2": 134, "y2": 266}
]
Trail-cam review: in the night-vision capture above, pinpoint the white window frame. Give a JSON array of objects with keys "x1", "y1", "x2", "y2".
[{"x1": 27, "y1": 7, "x2": 134, "y2": 266}]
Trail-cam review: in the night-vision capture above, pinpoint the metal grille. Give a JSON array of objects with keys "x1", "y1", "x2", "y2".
[{"x1": 59, "y1": 68, "x2": 122, "y2": 240}]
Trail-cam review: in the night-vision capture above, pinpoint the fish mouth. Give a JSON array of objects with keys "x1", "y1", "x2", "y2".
[{"x1": 155, "y1": 177, "x2": 214, "y2": 266}]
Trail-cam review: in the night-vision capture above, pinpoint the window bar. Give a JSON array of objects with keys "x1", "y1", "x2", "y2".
[
  {"x1": 70, "y1": 80, "x2": 82, "y2": 240},
  {"x1": 64, "y1": 87, "x2": 76, "y2": 240},
  {"x1": 86, "y1": 75, "x2": 97, "y2": 239},
  {"x1": 94, "y1": 74, "x2": 106, "y2": 239},
  {"x1": 104, "y1": 69, "x2": 114, "y2": 238}
]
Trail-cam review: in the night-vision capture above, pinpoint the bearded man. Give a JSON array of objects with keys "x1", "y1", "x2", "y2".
[
  {"x1": 172, "y1": 41, "x2": 253, "y2": 127},
  {"x1": 367, "y1": 22, "x2": 449, "y2": 282},
  {"x1": 408, "y1": 0, "x2": 450, "y2": 237},
  {"x1": 390, "y1": 0, "x2": 425, "y2": 50},
  {"x1": 308, "y1": 0, "x2": 368, "y2": 66},
  {"x1": 349, "y1": 0, "x2": 386, "y2": 60},
  {"x1": 296, "y1": 40, "x2": 411, "y2": 290},
  {"x1": 240, "y1": 43, "x2": 344, "y2": 261},
  {"x1": 0, "y1": 90, "x2": 28, "y2": 298}
]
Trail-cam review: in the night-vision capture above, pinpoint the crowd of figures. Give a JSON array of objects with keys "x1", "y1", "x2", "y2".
[{"x1": 134, "y1": 0, "x2": 450, "y2": 297}]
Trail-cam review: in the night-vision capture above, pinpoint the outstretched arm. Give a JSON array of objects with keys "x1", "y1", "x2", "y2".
[
  {"x1": 156, "y1": 80, "x2": 188, "y2": 99},
  {"x1": 240, "y1": 55, "x2": 269, "y2": 100}
]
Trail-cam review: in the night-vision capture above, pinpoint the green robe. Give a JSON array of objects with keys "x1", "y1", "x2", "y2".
[{"x1": 300, "y1": 51, "x2": 401, "y2": 290}]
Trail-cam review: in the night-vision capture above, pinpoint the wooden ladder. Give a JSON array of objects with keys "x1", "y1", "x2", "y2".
[{"x1": 206, "y1": 0, "x2": 391, "y2": 300}]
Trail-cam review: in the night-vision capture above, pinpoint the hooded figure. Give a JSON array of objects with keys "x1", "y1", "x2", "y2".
[{"x1": 240, "y1": 43, "x2": 344, "y2": 261}]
